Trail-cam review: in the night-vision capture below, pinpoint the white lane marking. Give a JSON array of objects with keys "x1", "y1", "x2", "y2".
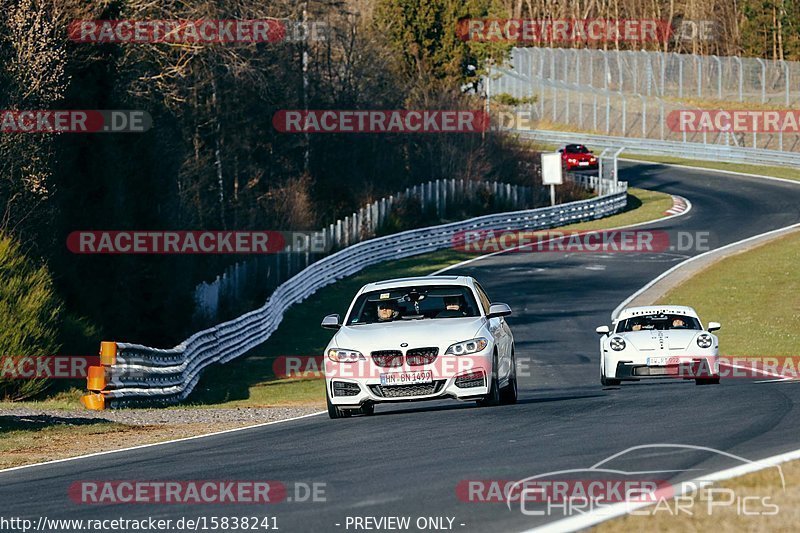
[
  {"x1": 726, "y1": 362, "x2": 795, "y2": 381},
  {"x1": 0, "y1": 410, "x2": 326, "y2": 475},
  {"x1": 522, "y1": 445, "x2": 800, "y2": 533},
  {"x1": 611, "y1": 221, "x2": 800, "y2": 320},
  {"x1": 431, "y1": 196, "x2": 693, "y2": 276}
]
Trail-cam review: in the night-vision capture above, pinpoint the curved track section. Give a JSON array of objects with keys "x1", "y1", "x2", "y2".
[{"x1": 2, "y1": 162, "x2": 800, "y2": 532}]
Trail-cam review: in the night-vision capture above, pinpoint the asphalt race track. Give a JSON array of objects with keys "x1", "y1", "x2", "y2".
[{"x1": 2, "y1": 161, "x2": 800, "y2": 532}]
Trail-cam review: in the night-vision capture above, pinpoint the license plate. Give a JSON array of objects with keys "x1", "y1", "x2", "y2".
[
  {"x1": 380, "y1": 370, "x2": 433, "y2": 386},
  {"x1": 647, "y1": 357, "x2": 680, "y2": 366},
  {"x1": 579, "y1": 161, "x2": 589, "y2": 166}
]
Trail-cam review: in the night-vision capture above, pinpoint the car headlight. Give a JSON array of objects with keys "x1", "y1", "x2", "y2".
[
  {"x1": 696, "y1": 334, "x2": 713, "y2": 349},
  {"x1": 327, "y1": 348, "x2": 365, "y2": 363},
  {"x1": 445, "y1": 338, "x2": 489, "y2": 355},
  {"x1": 610, "y1": 337, "x2": 626, "y2": 351}
]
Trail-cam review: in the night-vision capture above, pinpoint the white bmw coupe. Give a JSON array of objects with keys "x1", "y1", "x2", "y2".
[
  {"x1": 597, "y1": 305, "x2": 721, "y2": 386},
  {"x1": 321, "y1": 276, "x2": 516, "y2": 418}
]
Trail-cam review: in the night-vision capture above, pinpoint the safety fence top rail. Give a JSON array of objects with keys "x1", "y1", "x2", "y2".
[{"x1": 84, "y1": 177, "x2": 627, "y2": 409}]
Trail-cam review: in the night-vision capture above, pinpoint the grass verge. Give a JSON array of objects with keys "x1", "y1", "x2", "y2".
[
  {"x1": 656, "y1": 230, "x2": 800, "y2": 355},
  {"x1": 596, "y1": 230, "x2": 800, "y2": 532}
]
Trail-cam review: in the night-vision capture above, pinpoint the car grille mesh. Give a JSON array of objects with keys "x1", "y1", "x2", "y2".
[
  {"x1": 369, "y1": 380, "x2": 445, "y2": 398},
  {"x1": 406, "y1": 347, "x2": 438, "y2": 366},
  {"x1": 371, "y1": 350, "x2": 403, "y2": 367}
]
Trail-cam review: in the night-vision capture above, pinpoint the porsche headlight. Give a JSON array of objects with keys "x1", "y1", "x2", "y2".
[
  {"x1": 445, "y1": 338, "x2": 489, "y2": 355},
  {"x1": 610, "y1": 337, "x2": 626, "y2": 351},
  {"x1": 327, "y1": 348, "x2": 365, "y2": 363},
  {"x1": 696, "y1": 334, "x2": 713, "y2": 349}
]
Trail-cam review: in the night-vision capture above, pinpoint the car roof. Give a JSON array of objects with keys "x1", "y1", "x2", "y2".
[
  {"x1": 359, "y1": 276, "x2": 473, "y2": 293},
  {"x1": 615, "y1": 305, "x2": 699, "y2": 322}
]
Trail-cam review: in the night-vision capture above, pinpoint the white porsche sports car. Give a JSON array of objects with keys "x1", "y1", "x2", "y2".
[
  {"x1": 597, "y1": 305, "x2": 721, "y2": 386},
  {"x1": 321, "y1": 276, "x2": 516, "y2": 418}
]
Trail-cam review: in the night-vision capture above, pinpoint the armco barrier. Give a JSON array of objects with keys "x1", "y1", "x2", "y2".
[{"x1": 82, "y1": 180, "x2": 627, "y2": 409}]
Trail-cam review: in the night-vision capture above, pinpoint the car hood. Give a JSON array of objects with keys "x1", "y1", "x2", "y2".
[
  {"x1": 619, "y1": 330, "x2": 700, "y2": 351},
  {"x1": 567, "y1": 152, "x2": 595, "y2": 160},
  {"x1": 332, "y1": 317, "x2": 486, "y2": 352}
]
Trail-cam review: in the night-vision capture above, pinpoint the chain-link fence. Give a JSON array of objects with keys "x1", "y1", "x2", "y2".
[
  {"x1": 512, "y1": 47, "x2": 800, "y2": 106},
  {"x1": 487, "y1": 48, "x2": 800, "y2": 153}
]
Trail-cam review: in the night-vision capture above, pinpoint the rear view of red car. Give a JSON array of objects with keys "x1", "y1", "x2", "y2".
[{"x1": 559, "y1": 144, "x2": 598, "y2": 170}]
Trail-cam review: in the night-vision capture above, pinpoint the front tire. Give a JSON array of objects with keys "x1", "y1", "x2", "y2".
[
  {"x1": 601, "y1": 365, "x2": 621, "y2": 387},
  {"x1": 326, "y1": 391, "x2": 350, "y2": 419},
  {"x1": 477, "y1": 353, "x2": 501, "y2": 407},
  {"x1": 499, "y1": 350, "x2": 518, "y2": 405}
]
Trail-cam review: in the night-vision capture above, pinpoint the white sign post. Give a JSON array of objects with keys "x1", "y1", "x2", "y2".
[{"x1": 541, "y1": 153, "x2": 563, "y2": 206}]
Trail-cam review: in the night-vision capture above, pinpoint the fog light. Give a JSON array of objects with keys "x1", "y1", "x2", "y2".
[
  {"x1": 455, "y1": 370, "x2": 485, "y2": 388},
  {"x1": 332, "y1": 381, "x2": 360, "y2": 397}
]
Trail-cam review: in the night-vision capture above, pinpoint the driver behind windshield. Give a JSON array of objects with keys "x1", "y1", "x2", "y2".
[
  {"x1": 437, "y1": 296, "x2": 468, "y2": 318},
  {"x1": 376, "y1": 300, "x2": 399, "y2": 322}
]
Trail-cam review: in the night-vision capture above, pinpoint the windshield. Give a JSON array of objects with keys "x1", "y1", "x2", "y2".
[
  {"x1": 616, "y1": 313, "x2": 702, "y2": 332},
  {"x1": 565, "y1": 144, "x2": 590, "y2": 153},
  {"x1": 346, "y1": 285, "x2": 480, "y2": 325}
]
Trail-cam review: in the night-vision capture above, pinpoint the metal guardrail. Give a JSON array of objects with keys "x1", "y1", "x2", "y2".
[
  {"x1": 194, "y1": 178, "x2": 542, "y2": 324},
  {"x1": 514, "y1": 129, "x2": 800, "y2": 168},
  {"x1": 81, "y1": 179, "x2": 628, "y2": 409}
]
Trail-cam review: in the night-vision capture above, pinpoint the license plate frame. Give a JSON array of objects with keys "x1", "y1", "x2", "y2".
[
  {"x1": 380, "y1": 370, "x2": 434, "y2": 386},
  {"x1": 647, "y1": 356, "x2": 680, "y2": 366}
]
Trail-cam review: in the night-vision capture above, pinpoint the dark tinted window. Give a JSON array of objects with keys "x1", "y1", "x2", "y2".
[
  {"x1": 347, "y1": 285, "x2": 479, "y2": 325},
  {"x1": 616, "y1": 314, "x2": 701, "y2": 332},
  {"x1": 564, "y1": 144, "x2": 590, "y2": 153}
]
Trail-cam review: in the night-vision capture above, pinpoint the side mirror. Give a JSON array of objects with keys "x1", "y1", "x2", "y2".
[
  {"x1": 321, "y1": 314, "x2": 342, "y2": 330},
  {"x1": 487, "y1": 303, "x2": 512, "y2": 318},
  {"x1": 595, "y1": 326, "x2": 610, "y2": 335},
  {"x1": 707, "y1": 321, "x2": 721, "y2": 332}
]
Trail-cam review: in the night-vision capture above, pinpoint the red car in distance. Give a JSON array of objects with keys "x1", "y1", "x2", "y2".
[{"x1": 558, "y1": 144, "x2": 598, "y2": 171}]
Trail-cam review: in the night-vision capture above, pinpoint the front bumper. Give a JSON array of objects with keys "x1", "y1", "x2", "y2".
[
  {"x1": 611, "y1": 355, "x2": 719, "y2": 381},
  {"x1": 325, "y1": 352, "x2": 492, "y2": 408}
]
